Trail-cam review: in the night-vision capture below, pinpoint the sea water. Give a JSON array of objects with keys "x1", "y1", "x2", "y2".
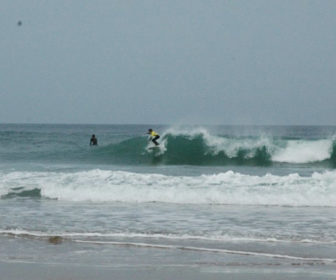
[{"x1": 0, "y1": 124, "x2": 336, "y2": 279}]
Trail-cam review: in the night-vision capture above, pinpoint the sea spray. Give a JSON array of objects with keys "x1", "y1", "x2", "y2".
[{"x1": 272, "y1": 139, "x2": 332, "y2": 163}]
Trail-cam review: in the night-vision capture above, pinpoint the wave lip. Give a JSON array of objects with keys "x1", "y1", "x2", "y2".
[{"x1": 1, "y1": 169, "x2": 336, "y2": 207}]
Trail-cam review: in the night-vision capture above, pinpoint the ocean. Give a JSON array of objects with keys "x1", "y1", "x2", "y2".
[{"x1": 0, "y1": 124, "x2": 336, "y2": 279}]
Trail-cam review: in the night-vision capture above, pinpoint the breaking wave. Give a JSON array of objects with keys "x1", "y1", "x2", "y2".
[
  {"x1": 92, "y1": 128, "x2": 336, "y2": 167},
  {"x1": 1, "y1": 169, "x2": 336, "y2": 206},
  {"x1": 87, "y1": 127, "x2": 336, "y2": 167},
  {"x1": 1, "y1": 126, "x2": 336, "y2": 166}
]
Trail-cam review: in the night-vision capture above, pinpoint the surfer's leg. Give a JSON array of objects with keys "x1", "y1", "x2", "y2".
[{"x1": 152, "y1": 136, "x2": 160, "y2": 145}]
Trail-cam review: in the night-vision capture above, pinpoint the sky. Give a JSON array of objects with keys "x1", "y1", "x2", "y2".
[{"x1": 1, "y1": 0, "x2": 336, "y2": 125}]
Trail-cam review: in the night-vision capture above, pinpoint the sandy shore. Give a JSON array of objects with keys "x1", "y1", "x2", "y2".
[
  {"x1": 1, "y1": 261, "x2": 336, "y2": 280},
  {"x1": 1, "y1": 234, "x2": 336, "y2": 280}
]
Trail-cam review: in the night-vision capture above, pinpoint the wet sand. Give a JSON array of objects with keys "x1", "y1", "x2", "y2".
[{"x1": 1, "y1": 261, "x2": 336, "y2": 280}]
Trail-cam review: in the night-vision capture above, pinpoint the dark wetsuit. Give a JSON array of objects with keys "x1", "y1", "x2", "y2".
[{"x1": 90, "y1": 135, "x2": 98, "y2": 146}]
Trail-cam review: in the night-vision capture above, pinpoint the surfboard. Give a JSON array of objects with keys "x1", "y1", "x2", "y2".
[{"x1": 148, "y1": 145, "x2": 160, "y2": 150}]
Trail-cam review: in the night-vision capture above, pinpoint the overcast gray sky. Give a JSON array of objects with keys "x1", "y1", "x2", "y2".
[{"x1": 1, "y1": 0, "x2": 336, "y2": 125}]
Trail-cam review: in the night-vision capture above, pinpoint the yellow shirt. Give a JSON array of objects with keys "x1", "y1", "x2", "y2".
[{"x1": 150, "y1": 131, "x2": 159, "y2": 137}]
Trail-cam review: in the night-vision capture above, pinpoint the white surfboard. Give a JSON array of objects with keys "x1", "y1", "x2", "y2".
[{"x1": 148, "y1": 145, "x2": 160, "y2": 150}]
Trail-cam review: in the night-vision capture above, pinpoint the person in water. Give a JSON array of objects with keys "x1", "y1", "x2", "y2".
[
  {"x1": 90, "y1": 134, "x2": 98, "y2": 146},
  {"x1": 147, "y1": 129, "x2": 160, "y2": 146}
]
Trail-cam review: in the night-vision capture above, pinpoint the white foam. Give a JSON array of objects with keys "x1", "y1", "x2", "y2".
[
  {"x1": 145, "y1": 140, "x2": 167, "y2": 155},
  {"x1": 1, "y1": 169, "x2": 336, "y2": 206},
  {"x1": 273, "y1": 140, "x2": 332, "y2": 163}
]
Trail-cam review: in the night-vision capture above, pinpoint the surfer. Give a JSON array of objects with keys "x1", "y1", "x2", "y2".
[
  {"x1": 90, "y1": 134, "x2": 98, "y2": 146},
  {"x1": 147, "y1": 129, "x2": 160, "y2": 146}
]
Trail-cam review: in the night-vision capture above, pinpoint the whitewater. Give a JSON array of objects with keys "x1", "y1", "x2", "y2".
[
  {"x1": 1, "y1": 169, "x2": 336, "y2": 206},
  {"x1": 1, "y1": 124, "x2": 336, "y2": 279}
]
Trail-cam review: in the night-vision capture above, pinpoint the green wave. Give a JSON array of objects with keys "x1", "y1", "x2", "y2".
[
  {"x1": 89, "y1": 134, "x2": 272, "y2": 166},
  {"x1": 3, "y1": 131, "x2": 335, "y2": 167},
  {"x1": 1, "y1": 187, "x2": 41, "y2": 199}
]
